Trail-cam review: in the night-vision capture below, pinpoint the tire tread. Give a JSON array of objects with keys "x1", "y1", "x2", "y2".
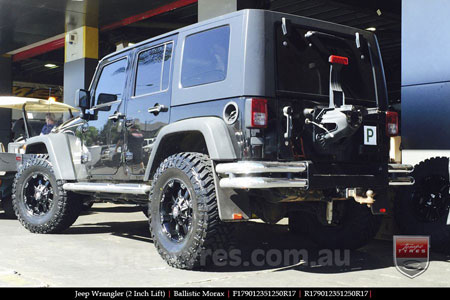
[
  {"x1": 149, "y1": 152, "x2": 232, "y2": 269},
  {"x1": 12, "y1": 155, "x2": 82, "y2": 234}
]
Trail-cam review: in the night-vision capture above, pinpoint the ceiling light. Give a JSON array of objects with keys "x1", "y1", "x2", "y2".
[
  {"x1": 44, "y1": 63, "x2": 58, "y2": 69},
  {"x1": 365, "y1": 27, "x2": 377, "y2": 32}
]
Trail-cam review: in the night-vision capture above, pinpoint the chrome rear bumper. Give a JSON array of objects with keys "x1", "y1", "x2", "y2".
[
  {"x1": 388, "y1": 176, "x2": 415, "y2": 186},
  {"x1": 388, "y1": 164, "x2": 414, "y2": 174},
  {"x1": 219, "y1": 177, "x2": 308, "y2": 189},
  {"x1": 388, "y1": 163, "x2": 415, "y2": 186},
  {"x1": 215, "y1": 161, "x2": 415, "y2": 189},
  {"x1": 216, "y1": 161, "x2": 308, "y2": 189},
  {"x1": 216, "y1": 161, "x2": 307, "y2": 174}
]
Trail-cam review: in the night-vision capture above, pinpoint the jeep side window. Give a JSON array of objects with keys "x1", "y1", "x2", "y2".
[
  {"x1": 93, "y1": 58, "x2": 127, "y2": 107},
  {"x1": 134, "y1": 42, "x2": 173, "y2": 96},
  {"x1": 161, "y1": 43, "x2": 173, "y2": 90},
  {"x1": 181, "y1": 25, "x2": 230, "y2": 88}
]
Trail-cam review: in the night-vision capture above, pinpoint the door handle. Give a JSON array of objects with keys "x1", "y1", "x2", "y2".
[
  {"x1": 148, "y1": 103, "x2": 168, "y2": 115},
  {"x1": 108, "y1": 112, "x2": 125, "y2": 122},
  {"x1": 283, "y1": 106, "x2": 293, "y2": 142}
]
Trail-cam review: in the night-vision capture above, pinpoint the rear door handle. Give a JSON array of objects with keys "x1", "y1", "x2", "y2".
[
  {"x1": 148, "y1": 104, "x2": 168, "y2": 115},
  {"x1": 283, "y1": 106, "x2": 293, "y2": 141}
]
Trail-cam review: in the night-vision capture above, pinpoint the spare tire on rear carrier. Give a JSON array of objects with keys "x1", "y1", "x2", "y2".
[{"x1": 395, "y1": 157, "x2": 450, "y2": 253}]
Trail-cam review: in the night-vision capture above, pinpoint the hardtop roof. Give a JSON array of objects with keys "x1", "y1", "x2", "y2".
[{"x1": 101, "y1": 9, "x2": 375, "y2": 62}]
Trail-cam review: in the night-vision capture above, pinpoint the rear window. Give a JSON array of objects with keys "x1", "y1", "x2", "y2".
[
  {"x1": 134, "y1": 42, "x2": 173, "y2": 96},
  {"x1": 276, "y1": 25, "x2": 376, "y2": 104},
  {"x1": 181, "y1": 26, "x2": 230, "y2": 88}
]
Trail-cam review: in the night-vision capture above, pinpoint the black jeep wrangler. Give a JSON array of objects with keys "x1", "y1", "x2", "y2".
[{"x1": 12, "y1": 10, "x2": 412, "y2": 269}]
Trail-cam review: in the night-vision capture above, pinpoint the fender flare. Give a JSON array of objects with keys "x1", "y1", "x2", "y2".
[
  {"x1": 143, "y1": 117, "x2": 237, "y2": 181},
  {"x1": 24, "y1": 133, "x2": 77, "y2": 181}
]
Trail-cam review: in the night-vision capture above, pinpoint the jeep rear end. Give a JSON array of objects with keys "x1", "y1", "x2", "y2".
[
  {"x1": 214, "y1": 11, "x2": 413, "y2": 221},
  {"x1": 10, "y1": 10, "x2": 416, "y2": 270}
]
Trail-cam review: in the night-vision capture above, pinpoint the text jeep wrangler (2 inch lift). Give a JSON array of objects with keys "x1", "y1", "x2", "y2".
[{"x1": 12, "y1": 10, "x2": 413, "y2": 269}]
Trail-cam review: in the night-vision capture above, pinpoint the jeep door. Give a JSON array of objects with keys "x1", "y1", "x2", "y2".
[
  {"x1": 82, "y1": 55, "x2": 130, "y2": 177},
  {"x1": 124, "y1": 36, "x2": 176, "y2": 176}
]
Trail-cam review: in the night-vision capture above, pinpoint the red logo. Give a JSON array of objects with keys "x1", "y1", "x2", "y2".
[{"x1": 394, "y1": 236, "x2": 430, "y2": 278}]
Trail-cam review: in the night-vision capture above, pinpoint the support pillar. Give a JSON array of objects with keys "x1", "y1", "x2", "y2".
[
  {"x1": 63, "y1": 1, "x2": 99, "y2": 108},
  {"x1": 0, "y1": 56, "x2": 12, "y2": 146}
]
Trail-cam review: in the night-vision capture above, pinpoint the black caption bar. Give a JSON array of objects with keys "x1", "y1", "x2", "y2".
[{"x1": 0, "y1": 287, "x2": 441, "y2": 299}]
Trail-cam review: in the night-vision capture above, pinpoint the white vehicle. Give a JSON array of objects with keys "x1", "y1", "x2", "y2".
[{"x1": 0, "y1": 97, "x2": 78, "y2": 217}]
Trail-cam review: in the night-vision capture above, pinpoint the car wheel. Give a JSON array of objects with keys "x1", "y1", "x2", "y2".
[
  {"x1": 395, "y1": 157, "x2": 450, "y2": 253},
  {"x1": 12, "y1": 156, "x2": 82, "y2": 233},
  {"x1": 149, "y1": 152, "x2": 232, "y2": 269}
]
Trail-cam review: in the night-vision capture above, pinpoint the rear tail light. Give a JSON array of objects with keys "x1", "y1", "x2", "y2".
[
  {"x1": 249, "y1": 98, "x2": 268, "y2": 128},
  {"x1": 386, "y1": 111, "x2": 399, "y2": 136}
]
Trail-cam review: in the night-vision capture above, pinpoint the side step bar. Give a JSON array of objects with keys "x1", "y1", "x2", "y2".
[{"x1": 63, "y1": 182, "x2": 151, "y2": 195}]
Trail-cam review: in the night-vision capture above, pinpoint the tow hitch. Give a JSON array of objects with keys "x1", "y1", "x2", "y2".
[{"x1": 346, "y1": 188, "x2": 375, "y2": 207}]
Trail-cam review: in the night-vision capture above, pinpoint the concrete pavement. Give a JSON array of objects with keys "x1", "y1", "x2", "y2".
[{"x1": 0, "y1": 203, "x2": 449, "y2": 287}]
